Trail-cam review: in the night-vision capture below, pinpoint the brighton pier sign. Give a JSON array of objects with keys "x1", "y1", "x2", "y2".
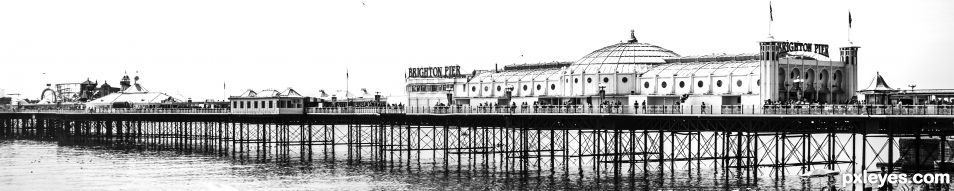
[
  {"x1": 774, "y1": 41, "x2": 830, "y2": 57},
  {"x1": 408, "y1": 66, "x2": 463, "y2": 78}
]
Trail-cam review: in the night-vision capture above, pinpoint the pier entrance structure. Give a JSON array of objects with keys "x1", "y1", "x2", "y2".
[{"x1": 406, "y1": 30, "x2": 859, "y2": 108}]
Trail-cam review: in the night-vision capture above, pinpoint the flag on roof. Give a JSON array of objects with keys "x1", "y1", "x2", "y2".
[{"x1": 848, "y1": 11, "x2": 853, "y2": 28}]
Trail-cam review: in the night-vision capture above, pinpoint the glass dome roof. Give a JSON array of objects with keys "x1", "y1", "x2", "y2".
[{"x1": 568, "y1": 31, "x2": 681, "y2": 74}]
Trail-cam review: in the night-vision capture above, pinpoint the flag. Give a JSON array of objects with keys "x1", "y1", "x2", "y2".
[
  {"x1": 769, "y1": 1, "x2": 774, "y2": 21},
  {"x1": 848, "y1": 11, "x2": 853, "y2": 28}
]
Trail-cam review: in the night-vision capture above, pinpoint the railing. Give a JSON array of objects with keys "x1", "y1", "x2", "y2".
[
  {"x1": 307, "y1": 107, "x2": 406, "y2": 114},
  {"x1": 759, "y1": 105, "x2": 954, "y2": 115},
  {"x1": 385, "y1": 104, "x2": 954, "y2": 115},
  {"x1": 4, "y1": 105, "x2": 953, "y2": 115},
  {"x1": 1, "y1": 108, "x2": 231, "y2": 114},
  {"x1": 400, "y1": 105, "x2": 634, "y2": 114}
]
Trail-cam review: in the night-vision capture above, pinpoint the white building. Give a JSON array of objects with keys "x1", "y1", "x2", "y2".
[
  {"x1": 229, "y1": 88, "x2": 305, "y2": 114},
  {"x1": 406, "y1": 30, "x2": 860, "y2": 108},
  {"x1": 86, "y1": 74, "x2": 181, "y2": 108}
]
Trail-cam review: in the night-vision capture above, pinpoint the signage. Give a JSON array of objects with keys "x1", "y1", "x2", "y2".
[
  {"x1": 408, "y1": 66, "x2": 463, "y2": 78},
  {"x1": 775, "y1": 42, "x2": 829, "y2": 57}
]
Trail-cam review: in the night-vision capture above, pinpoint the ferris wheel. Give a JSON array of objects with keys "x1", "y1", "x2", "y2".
[{"x1": 39, "y1": 87, "x2": 58, "y2": 104}]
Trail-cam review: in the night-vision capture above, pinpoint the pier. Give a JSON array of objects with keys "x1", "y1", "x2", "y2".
[{"x1": 3, "y1": 108, "x2": 954, "y2": 189}]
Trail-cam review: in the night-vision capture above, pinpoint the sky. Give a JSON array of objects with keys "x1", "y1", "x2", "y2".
[{"x1": 1, "y1": 0, "x2": 952, "y2": 100}]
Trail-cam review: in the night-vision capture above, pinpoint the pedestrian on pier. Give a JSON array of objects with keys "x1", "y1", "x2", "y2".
[
  {"x1": 641, "y1": 101, "x2": 646, "y2": 113},
  {"x1": 701, "y1": 102, "x2": 707, "y2": 114},
  {"x1": 634, "y1": 100, "x2": 639, "y2": 114}
]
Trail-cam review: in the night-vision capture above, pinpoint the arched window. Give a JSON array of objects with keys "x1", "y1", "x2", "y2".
[{"x1": 834, "y1": 70, "x2": 844, "y2": 88}]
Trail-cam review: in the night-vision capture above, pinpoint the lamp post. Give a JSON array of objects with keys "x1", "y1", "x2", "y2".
[
  {"x1": 908, "y1": 84, "x2": 917, "y2": 104},
  {"x1": 598, "y1": 83, "x2": 607, "y2": 105}
]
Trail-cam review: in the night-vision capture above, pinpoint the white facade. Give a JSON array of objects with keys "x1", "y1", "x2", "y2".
[
  {"x1": 229, "y1": 88, "x2": 304, "y2": 114},
  {"x1": 406, "y1": 31, "x2": 859, "y2": 107}
]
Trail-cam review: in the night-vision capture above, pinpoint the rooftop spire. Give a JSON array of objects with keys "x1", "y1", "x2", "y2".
[{"x1": 628, "y1": 29, "x2": 639, "y2": 43}]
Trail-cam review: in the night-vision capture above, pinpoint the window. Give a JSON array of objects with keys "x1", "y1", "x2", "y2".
[
  {"x1": 472, "y1": 86, "x2": 476, "y2": 92},
  {"x1": 496, "y1": 86, "x2": 501, "y2": 91},
  {"x1": 661, "y1": 81, "x2": 668, "y2": 88},
  {"x1": 522, "y1": 85, "x2": 528, "y2": 91},
  {"x1": 679, "y1": 81, "x2": 685, "y2": 88},
  {"x1": 644, "y1": 82, "x2": 650, "y2": 88},
  {"x1": 737, "y1": 80, "x2": 743, "y2": 87},
  {"x1": 603, "y1": 77, "x2": 609, "y2": 83},
  {"x1": 717, "y1": 80, "x2": 723, "y2": 87},
  {"x1": 246, "y1": 101, "x2": 250, "y2": 109},
  {"x1": 550, "y1": 84, "x2": 556, "y2": 90},
  {"x1": 574, "y1": 78, "x2": 579, "y2": 83},
  {"x1": 536, "y1": 84, "x2": 542, "y2": 90},
  {"x1": 484, "y1": 86, "x2": 489, "y2": 91},
  {"x1": 757, "y1": 79, "x2": 761, "y2": 86},
  {"x1": 621, "y1": 77, "x2": 628, "y2": 83},
  {"x1": 587, "y1": 78, "x2": 592, "y2": 83},
  {"x1": 697, "y1": 81, "x2": 704, "y2": 88},
  {"x1": 254, "y1": 101, "x2": 258, "y2": 108},
  {"x1": 269, "y1": 101, "x2": 273, "y2": 108}
]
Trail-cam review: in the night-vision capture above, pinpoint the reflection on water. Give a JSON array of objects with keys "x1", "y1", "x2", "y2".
[
  {"x1": 0, "y1": 139, "x2": 851, "y2": 190},
  {"x1": 0, "y1": 140, "x2": 422, "y2": 190}
]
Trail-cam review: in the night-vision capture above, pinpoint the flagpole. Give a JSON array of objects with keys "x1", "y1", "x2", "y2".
[
  {"x1": 768, "y1": 1, "x2": 774, "y2": 39},
  {"x1": 848, "y1": 10, "x2": 853, "y2": 45},
  {"x1": 346, "y1": 68, "x2": 350, "y2": 100}
]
